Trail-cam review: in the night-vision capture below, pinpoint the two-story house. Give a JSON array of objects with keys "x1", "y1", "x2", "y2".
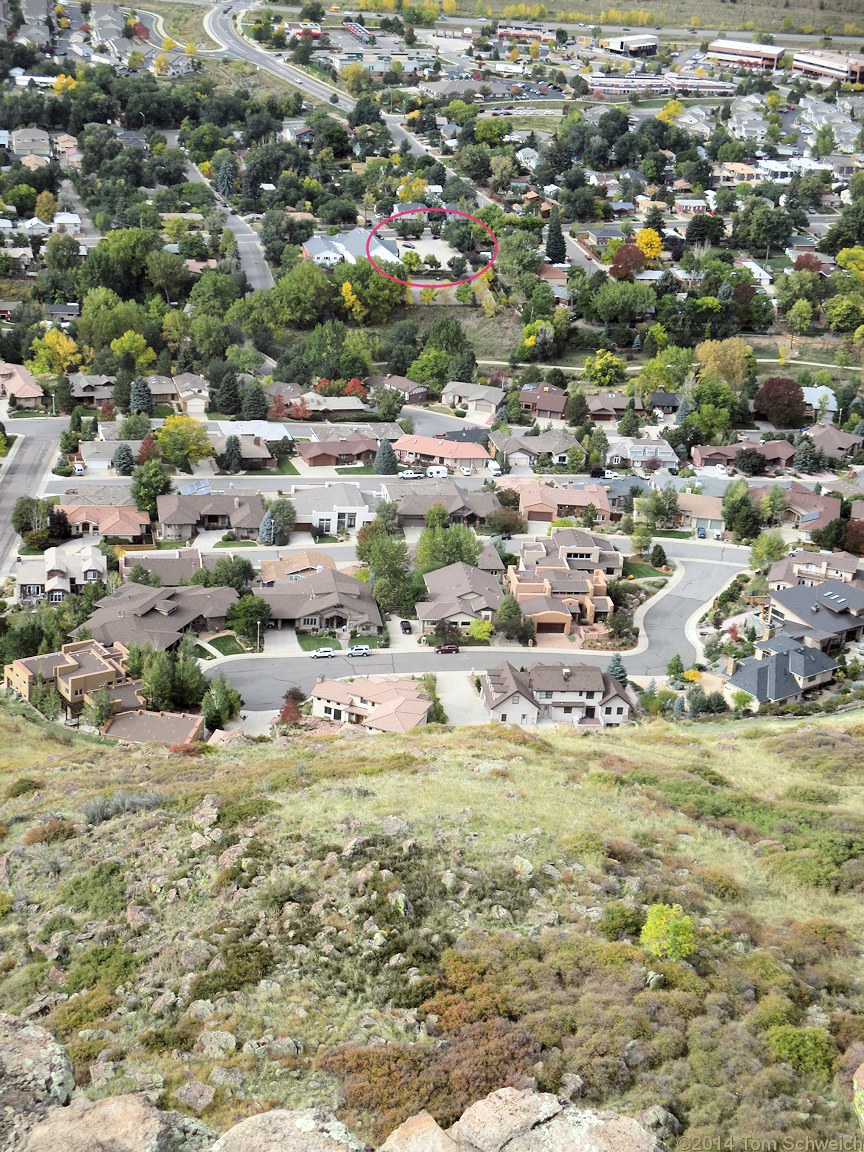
[
  {"x1": 482, "y1": 661, "x2": 632, "y2": 727},
  {"x1": 15, "y1": 545, "x2": 107, "y2": 605}
]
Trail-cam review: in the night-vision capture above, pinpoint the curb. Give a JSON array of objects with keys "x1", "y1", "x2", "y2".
[{"x1": 0, "y1": 429, "x2": 25, "y2": 479}]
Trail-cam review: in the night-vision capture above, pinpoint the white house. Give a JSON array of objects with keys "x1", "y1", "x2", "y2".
[{"x1": 481, "y1": 661, "x2": 632, "y2": 727}]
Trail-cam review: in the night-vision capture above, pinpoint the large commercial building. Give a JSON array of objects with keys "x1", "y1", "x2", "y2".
[
  {"x1": 707, "y1": 39, "x2": 784, "y2": 70},
  {"x1": 599, "y1": 33, "x2": 658, "y2": 57},
  {"x1": 792, "y1": 50, "x2": 864, "y2": 84},
  {"x1": 496, "y1": 23, "x2": 557, "y2": 43}
]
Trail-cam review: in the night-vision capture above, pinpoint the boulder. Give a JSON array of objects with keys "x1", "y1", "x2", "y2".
[
  {"x1": 0, "y1": 1014, "x2": 74, "y2": 1147},
  {"x1": 19, "y1": 1094, "x2": 215, "y2": 1152},
  {"x1": 379, "y1": 1111, "x2": 461, "y2": 1151},
  {"x1": 211, "y1": 1109, "x2": 367, "y2": 1152},
  {"x1": 176, "y1": 1082, "x2": 216, "y2": 1114},
  {"x1": 194, "y1": 1030, "x2": 236, "y2": 1057},
  {"x1": 447, "y1": 1088, "x2": 562, "y2": 1151}
]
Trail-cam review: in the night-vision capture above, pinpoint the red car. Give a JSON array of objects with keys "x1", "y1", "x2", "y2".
[{"x1": 435, "y1": 644, "x2": 460, "y2": 654}]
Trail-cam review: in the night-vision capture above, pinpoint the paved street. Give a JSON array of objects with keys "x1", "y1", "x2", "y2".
[{"x1": 0, "y1": 417, "x2": 65, "y2": 573}]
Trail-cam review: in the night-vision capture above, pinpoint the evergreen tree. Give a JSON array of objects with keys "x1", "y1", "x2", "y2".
[
  {"x1": 617, "y1": 403, "x2": 641, "y2": 437},
  {"x1": 545, "y1": 207, "x2": 566, "y2": 264},
  {"x1": 650, "y1": 543, "x2": 668, "y2": 568},
  {"x1": 214, "y1": 373, "x2": 241, "y2": 415},
  {"x1": 202, "y1": 673, "x2": 243, "y2": 730},
  {"x1": 111, "y1": 443, "x2": 135, "y2": 475},
  {"x1": 565, "y1": 389, "x2": 589, "y2": 426},
  {"x1": 215, "y1": 159, "x2": 236, "y2": 198},
  {"x1": 666, "y1": 653, "x2": 685, "y2": 680},
  {"x1": 793, "y1": 436, "x2": 818, "y2": 473},
  {"x1": 259, "y1": 509, "x2": 275, "y2": 545},
  {"x1": 141, "y1": 650, "x2": 174, "y2": 711},
  {"x1": 222, "y1": 434, "x2": 243, "y2": 474},
  {"x1": 172, "y1": 636, "x2": 207, "y2": 711},
  {"x1": 450, "y1": 347, "x2": 477, "y2": 383},
  {"x1": 241, "y1": 381, "x2": 268, "y2": 420},
  {"x1": 606, "y1": 652, "x2": 628, "y2": 687},
  {"x1": 270, "y1": 499, "x2": 296, "y2": 544},
  {"x1": 130, "y1": 378, "x2": 155, "y2": 416},
  {"x1": 494, "y1": 594, "x2": 524, "y2": 639},
  {"x1": 374, "y1": 439, "x2": 398, "y2": 475},
  {"x1": 69, "y1": 407, "x2": 82, "y2": 433},
  {"x1": 672, "y1": 695, "x2": 686, "y2": 719}
]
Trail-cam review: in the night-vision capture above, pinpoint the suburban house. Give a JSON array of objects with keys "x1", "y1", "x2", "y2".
[
  {"x1": 258, "y1": 569, "x2": 382, "y2": 634},
  {"x1": 301, "y1": 228, "x2": 399, "y2": 267},
  {"x1": 379, "y1": 478, "x2": 501, "y2": 528},
  {"x1": 290, "y1": 483, "x2": 375, "y2": 534},
  {"x1": 489, "y1": 429, "x2": 579, "y2": 469},
  {"x1": 103, "y1": 709, "x2": 205, "y2": 745},
  {"x1": 649, "y1": 391, "x2": 680, "y2": 414},
  {"x1": 295, "y1": 436, "x2": 378, "y2": 468},
  {"x1": 15, "y1": 545, "x2": 107, "y2": 604},
  {"x1": 365, "y1": 374, "x2": 428, "y2": 403},
  {"x1": 808, "y1": 426, "x2": 864, "y2": 460},
  {"x1": 801, "y1": 385, "x2": 838, "y2": 424},
  {"x1": 606, "y1": 437, "x2": 678, "y2": 468},
  {"x1": 481, "y1": 661, "x2": 632, "y2": 727},
  {"x1": 258, "y1": 551, "x2": 336, "y2": 583},
  {"x1": 676, "y1": 493, "x2": 725, "y2": 536},
  {"x1": 519, "y1": 384, "x2": 568, "y2": 421},
  {"x1": 749, "y1": 481, "x2": 841, "y2": 539},
  {"x1": 0, "y1": 362, "x2": 44, "y2": 408},
  {"x1": 141, "y1": 375, "x2": 180, "y2": 404},
  {"x1": 768, "y1": 549, "x2": 862, "y2": 591},
  {"x1": 155, "y1": 494, "x2": 265, "y2": 542},
  {"x1": 516, "y1": 482, "x2": 613, "y2": 524},
  {"x1": 393, "y1": 434, "x2": 491, "y2": 472},
  {"x1": 69, "y1": 373, "x2": 116, "y2": 404},
  {"x1": 505, "y1": 529, "x2": 619, "y2": 635},
  {"x1": 59, "y1": 503, "x2": 151, "y2": 543},
  {"x1": 767, "y1": 579, "x2": 864, "y2": 653},
  {"x1": 310, "y1": 675, "x2": 430, "y2": 734},
  {"x1": 209, "y1": 435, "x2": 277, "y2": 470},
  {"x1": 4, "y1": 638, "x2": 128, "y2": 719},
  {"x1": 477, "y1": 543, "x2": 505, "y2": 576},
  {"x1": 10, "y1": 127, "x2": 50, "y2": 156},
  {"x1": 301, "y1": 392, "x2": 368, "y2": 418},
  {"x1": 78, "y1": 440, "x2": 143, "y2": 474},
  {"x1": 416, "y1": 562, "x2": 503, "y2": 634},
  {"x1": 79, "y1": 584, "x2": 239, "y2": 650},
  {"x1": 691, "y1": 440, "x2": 794, "y2": 471},
  {"x1": 441, "y1": 381, "x2": 505, "y2": 420},
  {"x1": 587, "y1": 393, "x2": 644, "y2": 423},
  {"x1": 724, "y1": 635, "x2": 838, "y2": 711},
  {"x1": 118, "y1": 547, "x2": 218, "y2": 585}
]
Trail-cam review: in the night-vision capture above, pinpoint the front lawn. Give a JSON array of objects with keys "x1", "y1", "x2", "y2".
[
  {"x1": 624, "y1": 557, "x2": 668, "y2": 579},
  {"x1": 214, "y1": 539, "x2": 257, "y2": 548},
  {"x1": 277, "y1": 458, "x2": 300, "y2": 475},
  {"x1": 296, "y1": 632, "x2": 342, "y2": 652},
  {"x1": 336, "y1": 464, "x2": 375, "y2": 475},
  {"x1": 193, "y1": 644, "x2": 215, "y2": 660},
  {"x1": 209, "y1": 634, "x2": 246, "y2": 656},
  {"x1": 652, "y1": 529, "x2": 691, "y2": 539}
]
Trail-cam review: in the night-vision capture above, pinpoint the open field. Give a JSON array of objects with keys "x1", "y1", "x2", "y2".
[{"x1": 139, "y1": 0, "x2": 219, "y2": 48}]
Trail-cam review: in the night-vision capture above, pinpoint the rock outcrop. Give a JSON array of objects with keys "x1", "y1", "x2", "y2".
[
  {"x1": 0, "y1": 1014, "x2": 74, "y2": 1147},
  {"x1": 19, "y1": 1094, "x2": 216, "y2": 1152},
  {"x1": 209, "y1": 1108, "x2": 367, "y2": 1152}
]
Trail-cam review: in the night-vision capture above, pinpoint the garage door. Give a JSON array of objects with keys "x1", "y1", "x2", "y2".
[{"x1": 536, "y1": 622, "x2": 566, "y2": 633}]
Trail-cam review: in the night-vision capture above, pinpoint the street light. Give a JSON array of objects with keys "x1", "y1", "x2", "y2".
[{"x1": 257, "y1": 619, "x2": 261, "y2": 653}]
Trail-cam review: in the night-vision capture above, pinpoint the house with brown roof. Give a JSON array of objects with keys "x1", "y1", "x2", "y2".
[
  {"x1": 767, "y1": 578, "x2": 864, "y2": 653},
  {"x1": 258, "y1": 551, "x2": 336, "y2": 584},
  {"x1": 517, "y1": 482, "x2": 613, "y2": 524},
  {"x1": 79, "y1": 584, "x2": 239, "y2": 650},
  {"x1": 481, "y1": 661, "x2": 632, "y2": 727},
  {"x1": 296, "y1": 436, "x2": 377, "y2": 467},
  {"x1": 69, "y1": 373, "x2": 116, "y2": 404},
  {"x1": 258, "y1": 569, "x2": 382, "y2": 634},
  {"x1": 441, "y1": 381, "x2": 504, "y2": 420},
  {"x1": 379, "y1": 478, "x2": 501, "y2": 528},
  {"x1": 489, "y1": 429, "x2": 579, "y2": 469},
  {"x1": 118, "y1": 547, "x2": 218, "y2": 585},
  {"x1": 155, "y1": 493, "x2": 265, "y2": 542},
  {"x1": 59, "y1": 504, "x2": 151, "y2": 543},
  {"x1": 506, "y1": 529, "x2": 619, "y2": 635},
  {"x1": 586, "y1": 393, "x2": 644, "y2": 423},
  {"x1": 676, "y1": 493, "x2": 725, "y2": 536},
  {"x1": 808, "y1": 426, "x2": 864, "y2": 460},
  {"x1": 393, "y1": 434, "x2": 491, "y2": 472},
  {"x1": 0, "y1": 362, "x2": 44, "y2": 408},
  {"x1": 749, "y1": 481, "x2": 841, "y2": 539},
  {"x1": 519, "y1": 383, "x2": 567, "y2": 421},
  {"x1": 15, "y1": 545, "x2": 107, "y2": 605},
  {"x1": 103, "y1": 710, "x2": 205, "y2": 745},
  {"x1": 768, "y1": 549, "x2": 862, "y2": 591},
  {"x1": 416, "y1": 562, "x2": 503, "y2": 634},
  {"x1": 141, "y1": 375, "x2": 180, "y2": 403},
  {"x1": 310, "y1": 675, "x2": 430, "y2": 733},
  {"x1": 690, "y1": 440, "x2": 794, "y2": 471},
  {"x1": 365, "y1": 374, "x2": 428, "y2": 403}
]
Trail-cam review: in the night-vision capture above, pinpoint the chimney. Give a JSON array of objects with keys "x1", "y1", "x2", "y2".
[
  {"x1": 254, "y1": 436, "x2": 261, "y2": 446},
  {"x1": 234, "y1": 497, "x2": 240, "y2": 508},
  {"x1": 562, "y1": 666, "x2": 570, "y2": 679},
  {"x1": 726, "y1": 655, "x2": 738, "y2": 677}
]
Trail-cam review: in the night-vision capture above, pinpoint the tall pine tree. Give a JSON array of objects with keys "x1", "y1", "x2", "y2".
[
  {"x1": 374, "y1": 439, "x2": 398, "y2": 475},
  {"x1": 241, "y1": 382, "x2": 268, "y2": 420},
  {"x1": 545, "y1": 207, "x2": 566, "y2": 264},
  {"x1": 111, "y1": 443, "x2": 135, "y2": 475},
  {"x1": 130, "y1": 378, "x2": 154, "y2": 416},
  {"x1": 215, "y1": 374, "x2": 241, "y2": 416},
  {"x1": 606, "y1": 653, "x2": 628, "y2": 687},
  {"x1": 222, "y1": 434, "x2": 243, "y2": 474}
]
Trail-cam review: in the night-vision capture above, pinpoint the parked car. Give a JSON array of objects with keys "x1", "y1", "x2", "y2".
[
  {"x1": 435, "y1": 643, "x2": 460, "y2": 654},
  {"x1": 460, "y1": 466, "x2": 472, "y2": 476},
  {"x1": 346, "y1": 644, "x2": 371, "y2": 657},
  {"x1": 310, "y1": 647, "x2": 335, "y2": 658},
  {"x1": 402, "y1": 242, "x2": 416, "y2": 249},
  {"x1": 398, "y1": 470, "x2": 421, "y2": 479},
  {"x1": 713, "y1": 530, "x2": 723, "y2": 541},
  {"x1": 400, "y1": 619, "x2": 413, "y2": 634},
  {"x1": 696, "y1": 527, "x2": 706, "y2": 539}
]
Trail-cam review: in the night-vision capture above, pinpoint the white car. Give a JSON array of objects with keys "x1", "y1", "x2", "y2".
[
  {"x1": 346, "y1": 644, "x2": 371, "y2": 657},
  {"x1": 309, "y1": 647, "x2": 335, "y2": 659},
  {"x1": 715, "y1": 464, "x2": 727, "y2": 474},
  {"x1": 460, "y1": 466, "x2": 472, "y2": 476},
  {"x1": 398, "y1": 470, "x2": 421, "y2": 479}
]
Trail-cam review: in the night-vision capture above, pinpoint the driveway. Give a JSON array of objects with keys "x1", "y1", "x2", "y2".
[{"x1": 435, "y1": 671, "x2": 488, "y2": 726}]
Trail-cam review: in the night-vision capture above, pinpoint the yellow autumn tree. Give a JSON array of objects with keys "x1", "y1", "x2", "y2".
[
  {"x1": 185, "y1": 42, "x2": 196, "y2": 55},
  {"x1": 341, "y1": 281, "x2": 366, "y2": 320},
  {"x1": 635, "y1": 227, "x2": 662, "y2": 260},
  {"x1": 161, "y1": 36, "x2": 177, "y2": 50},
  {"x1": 26, "y1": 328, "x2": 81, "y2": 376},
  {"x1": 35, "y1": 190, "x2": 57, "y2": 224},
  {"x1": 837, "y1": 247, "x2": 864, "y2": 275},
  {"x1": 52, "y1": 73, "x2": 77, "y2": 92},
  {"x1": 398, "y1": 175, "x2": 427, "y2": 202},
  {"x1": 657, "y1": 99, "x2": 684, "y2": 125},
  {"x1": 153, "y1": 53, "x2": 169, "y2": 75}
]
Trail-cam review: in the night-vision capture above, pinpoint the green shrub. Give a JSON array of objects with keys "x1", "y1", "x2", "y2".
[
  {"x1": 747, "y1": 993, "x2": 799, "y2": 1031},
  {"x1": 564, "y1": 831, "x2": 605, "y2": 859},
  {"x1": 50, "y1": 986, "x2": 117, "y2": 1039},
  {"x1": 189, "y1": 940, "x2": 274, "y2": 1000},
  {"x1": 640, "y1": 903, "x2": 697, "y2": 961},
  {"x1": 696, "y1": 867, "x2": 742, "y2": 902},
  {"x1": 599, "y1": 902, "x2": 645, "y2": 941},
  {"x1": 140, "y1": 1015, "x2": 201, "y2": 1053},
  {"x1": 217, "y1": 796, "x2": 276, "y2": 830},
  {"x1": 765, "y1": 1025, "x2": 837, "y2": 1081},
  {"x1": 38, "y1": 912, "x2": 76, "y2": 942},
  {"x1": 0, "y1": 892, "x2": 12, "y2": 920},
  {"x1": 783, "y1": 785, "x2": 840, "y2": 806},
  {"x1": 60, "y1": 861, "x2": 127, "y2": 918},
  {"x1": 5, "y1": 776, "x2": 44, "y2": 798},
  {"x1": 65, "y1": 944, "x2": 138, "y2": 993}
]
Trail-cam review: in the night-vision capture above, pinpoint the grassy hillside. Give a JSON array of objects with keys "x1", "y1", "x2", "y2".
[{"x1": 1, "y1": 695, "x2": 863, "y2": 1145}]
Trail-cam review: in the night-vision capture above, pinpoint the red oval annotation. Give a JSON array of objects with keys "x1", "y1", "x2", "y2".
[{"x1": 364, "y1": 206, "x2": 498, "y2": 290}]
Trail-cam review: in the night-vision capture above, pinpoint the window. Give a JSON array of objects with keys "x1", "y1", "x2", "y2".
[
  {"x1": 563, "y1": 706, "x2": 572, "y2": 714},
  {"x1": 512, "y1": 695, "x2": 521, "y2": 704},
  {"x1": 616, "y1": 707, "x2": 624, "y2": 715},
  {"x1": 50, "y1": 591, "x2": 64, "y2": 603},
  {"x1": 585, "y1": 691, "x2": 595, "y2": 700},
  {"x1": 500, "y1": 713, "x2": 507, "y2": 722},
  {"x1": 302, "y1": 616, "x2": 318, "y2": 627},
  {"x1": 538, "y1": 691, "x2": 552, "y2": 699}
]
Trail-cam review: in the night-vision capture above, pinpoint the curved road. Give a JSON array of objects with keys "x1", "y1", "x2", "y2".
[{"x1": 208, "y1": 543, "x2": 747, "y2": 708}]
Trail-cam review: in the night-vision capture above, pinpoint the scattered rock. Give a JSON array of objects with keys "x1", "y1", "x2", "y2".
[
  {"x1": 19, "y1": 1094, "x2": 215, "y2": 1151},
  {"x1": 179, "y1": 941, "x2": 214, "y2": 972},
  {"x1": 150, "y1": 990, "x2": 176, "y2": 1016},
  {"x1": 448, "y1": 1087, "x2": 563, "y2": 1149},
  {"x1": 381, "y1": 816, "x2": 410, "y2": 837},
  {"x1": 194, "y1": 1030, "x2": 236, "y2": 1057},
  {"x1": 125, "y1": 903, "x2": 154, "y2": 932},
  {"x1": 387, "y1": 891, "x2": 413, "y2": 917},
  {"x1": 191, "y1": 796, "x2": 221, "y2": 829},
  {"x1": 558, "y1": 1073, "x2": 585, "y2": 1101},
  {"x1": 637, "y1": 1106, "x2": 683, "y2": 1140},
  {"x1": 187, "y1": 999, "x2": 216, "y2": 1022},
  {"x1": 0, "y1": 1014, "x2": 74, "y2": 1147},
  {"x1": 211, "y1": 1108, "x2": 368, "y2": 1151},
  {"x1": 210, "y1": 1066, "x2": 244, "y2": 1089},
  {"x1": 512, "y1": 856, "x2": 534, "y2": 879},
  {"x1": 175, "y1": 1081, "x2": 216, "y2": 1114}
]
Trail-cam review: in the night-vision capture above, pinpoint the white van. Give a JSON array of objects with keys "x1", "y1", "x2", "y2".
[
  {"x1": 426, "y1": 465, "x2": 448, "y2": 478},
  {"x1": 487, "y1": 460, "x2": 502, "y2": 477}
]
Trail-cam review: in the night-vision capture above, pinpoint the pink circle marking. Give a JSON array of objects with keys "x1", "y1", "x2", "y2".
[{"x1": 364, "y1": 206, "x2": 498, "y2": 290}]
